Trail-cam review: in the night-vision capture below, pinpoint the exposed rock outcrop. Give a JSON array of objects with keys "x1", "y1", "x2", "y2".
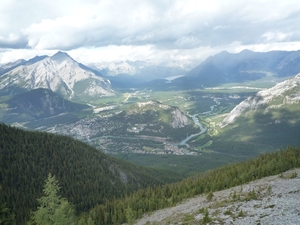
[{"x1": 220, "y1": 73, "x2": 300, "y2": 127}]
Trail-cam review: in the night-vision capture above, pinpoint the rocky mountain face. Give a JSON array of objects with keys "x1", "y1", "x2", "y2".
[
  {"x1": 0, "y1": 56, "x2": 49, "y2": 75},
  {"x1": 174, "y1": 49, "x2": 300, "y2": 87},
  {"x1": 124, "y1": 100, "x2": 190, "y2": 128},
  {"x1": 0, "y1": 59, "x2": 26, "y2": 75},
  {"x1": 203, "y1": 72, "x2": 300, "y2": 155},
  {"x1": 171, "y1": 108, "x2": 189, "y2": 129},
  {"x1": 0, "y1": 52, "x2": 114, "y2": 99},
  {"x1": 221, "y1": 73, "x2": 300, "y2": 127}
]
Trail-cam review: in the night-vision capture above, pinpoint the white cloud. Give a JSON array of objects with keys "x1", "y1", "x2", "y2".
[
  {"x1": 262, "y1": 31, "x2": 292, "y2": 42},
  {"x1": 0, "y1": 48, "x2": 57, "y2": 64},
  {"x1": 1, "y1": 0, "x2": 300, "y2": 66}
]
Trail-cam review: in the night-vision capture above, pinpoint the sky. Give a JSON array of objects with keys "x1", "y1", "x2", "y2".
[{"x1": 1, "y1": 0, "x2": 300, "y2": 68}]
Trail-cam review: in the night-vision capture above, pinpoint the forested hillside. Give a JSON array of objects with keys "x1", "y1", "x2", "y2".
[
  {"x1": 0, "y1": 123, "x2": 182, "y2": 224},
  {"x1": 1, "y1": 123, "x2": 300, "y2": 224},
  {"x1": 85, "y1": 145, "x2": 300, "y2": 224},
  {"x1": 2, "y1": 88, "x2": 90, "y2": 123}
]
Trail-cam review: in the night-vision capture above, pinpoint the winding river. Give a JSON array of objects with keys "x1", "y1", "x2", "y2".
[
  {"x1": 90, "y1": 99, "x2": 219, "y2": 148},
  {"x1": 179, "y1": 99, "x2": 219, "y2": 146},
  {"x1": 179, "y1": 114, "x2": 207, "y2": 146}
]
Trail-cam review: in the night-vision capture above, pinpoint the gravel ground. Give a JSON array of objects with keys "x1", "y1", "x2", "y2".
[{"x1": 135, "y1": 168, "x2": 300, "y2": 225}]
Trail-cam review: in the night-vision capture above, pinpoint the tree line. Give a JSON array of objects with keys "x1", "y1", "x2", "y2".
[
  {"x1": 15, "y1": 145, "x2": 300, "y2": 225},
  {"x1": 86, "y1": 145, "x2": 300, "y2": 224}
]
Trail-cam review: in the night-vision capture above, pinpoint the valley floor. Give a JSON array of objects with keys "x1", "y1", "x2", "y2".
[{"x1": 135, "y1": 168, "x2": 300, "y2": 225}]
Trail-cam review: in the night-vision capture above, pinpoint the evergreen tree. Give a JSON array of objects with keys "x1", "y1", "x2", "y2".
[
  {"x1": 0, "y1": 203, "x2": 15, "y2": 225},
  {"x1": 125, "y1": 206, "x2": 135, "y2": 225},
  {"x1": 206, "y1": 191, "x2": 214, "y2": 201},
  {"x1": 202, "y1": 208, "x2": 211, "y2": 224},
  {"x1": 0, "y1": 186, "x2": 15, "y2": 225},
  {"x1": 29, "y1": 173, "x2": 75, "y2": 225}
]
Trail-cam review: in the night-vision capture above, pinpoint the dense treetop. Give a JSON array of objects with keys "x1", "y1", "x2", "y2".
[
  {"x1": 0, "y1": 123, "x2": 181, "y2": 224},
  {"x1": 1, "y1": 123, "x2": 300, "y2": 224}
]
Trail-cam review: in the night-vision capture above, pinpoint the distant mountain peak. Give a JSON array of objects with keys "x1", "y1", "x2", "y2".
[
  {"x1": 218, "y1": 50, "x2": 231, "y2": 55},
  {"x1": 0, "y1": 51, "x2": 115, "y2": 99},
  {"x1": 0, "y1": 59, "x2": 25, "y2": 70},
  {"x1": 183, "y1": 49, "x2": 300, "y2": 87},
  {"x1": 50, "y1": 51, "x2": 74, "y2": 62},
  {"x1": 240, "y1": 49, "x2": 254, "y2": 53}
]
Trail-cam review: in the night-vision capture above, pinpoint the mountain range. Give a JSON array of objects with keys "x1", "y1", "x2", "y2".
[
  {"x1": 2, "y1": 49, "x2": 300, "y2": 94},
  {"x1": 1, "y1": 49, "x2": 300, "y2": 152},
  {"x1": 172, "y1": 49, "x2": 300, "y2": 88},
  {"x1": 89, "y1": 60, "x2": 188, "y2": 79},
  {"x1": 87, "y1": 60, "x2": 188, "y2": 90},
  {"x1": 2, "y1": 49, "x2": 300, "y2": 224},
  {"x1": 0, "y1": 56, "x2": 50, "y2": 75},
  {"x1": 0, "y1": 51, "x2": 114, "y2": 99}
]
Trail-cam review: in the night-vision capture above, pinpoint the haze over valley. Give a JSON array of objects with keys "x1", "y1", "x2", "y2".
[
  {"x1": 1, "y1": 1, "x2": 300, "y2": 224},
  {"x1": 1, "y1": 49, "x2": 300, "y2": 173}
]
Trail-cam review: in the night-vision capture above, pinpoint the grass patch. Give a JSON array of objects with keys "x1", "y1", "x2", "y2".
[
  {"x1": 264, "y1": 204, "x2": 275, "y2": 209},
  {"x1": 224, "y1": 210, "x2": 233, "y2": 216}
]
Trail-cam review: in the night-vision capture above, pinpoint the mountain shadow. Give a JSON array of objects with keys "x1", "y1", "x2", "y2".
[{"x1": 2, "y1": 88, "x2": 90, "y2": 123}]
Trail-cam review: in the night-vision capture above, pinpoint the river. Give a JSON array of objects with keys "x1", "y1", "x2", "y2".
[
  {"x1": 179, "y1": 114, "x2": 207, "y2": 145},
  {"x1": 90, "y1": 99, "x2": 219, "y2": 147},
  {"x1": 179, "y1": 99, "x2": 219, "y2": 146}
]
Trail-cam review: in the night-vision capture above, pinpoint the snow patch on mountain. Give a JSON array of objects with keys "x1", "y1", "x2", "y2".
[
  {"x1": 220, "y1": 73, "x2": 300, "y2": 127},
  {"x1": 89, "y1": 61, "x2": 137, "y2": 76},
  {"x1": 88, "y1": 60, "x2": 189, "y2": 80}
]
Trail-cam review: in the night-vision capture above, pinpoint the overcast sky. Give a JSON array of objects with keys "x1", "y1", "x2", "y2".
[{"x1": 1, "y1": 0, "x2": 300, "y2": 67}]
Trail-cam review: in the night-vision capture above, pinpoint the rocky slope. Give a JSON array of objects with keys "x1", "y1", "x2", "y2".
[
  {"x1": 220, "y1": 73, "x2": 300, "y2": 127},
  {"x1": 0, "y1": 51, "x2": 114, "y2": 99},
  {"x1": 124, "y1": 100, "x2": 190, "y2": 128},
  {"x1": 0, "y1": 59, "x2": 26, "y2": 75},
  {"x1": 136, "y1": 168, "x2": 300, "y2": 225}
]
